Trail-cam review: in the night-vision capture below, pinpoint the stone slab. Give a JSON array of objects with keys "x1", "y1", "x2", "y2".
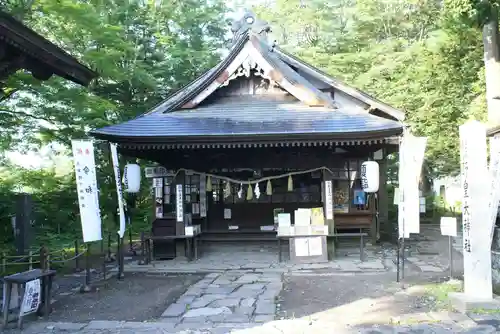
[
  {"x1": 254, "y1": 314, "x2": 275, "y2": 323},
  {"x1": 161, "y1": 303, "x2": 187, "y2": 317},
  {"x1": 211, "y1": 298, "x2": 242, "y2": 307},
  {"x1": 419, "y1": 265, "x2": 443, "y2": 272},
  {"x1": 449, "y1": 292, "x2": 500, "y2": 314},
  {"x1": 190, "y1": 294, "x2": 227, "y2": 308},
  {"x1": 183, "y1": 306, "x2": 232, "y2": 318},
  {"x1": 86, "y1": 320, "x2": 125, "y2": 330},
  {"x1": 45, "y1": 322, "x2": 87, "y2": 331},
  {"x1": 255, "y1": 300, "x2": 276, "y2": 315}
]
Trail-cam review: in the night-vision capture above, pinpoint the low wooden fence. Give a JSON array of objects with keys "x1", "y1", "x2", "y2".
[{"x1": 0, "y1": 232, "x2": 140, "y2": 292}]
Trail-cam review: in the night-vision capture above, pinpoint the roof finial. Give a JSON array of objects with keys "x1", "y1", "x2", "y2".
[{"x1": 230, "y1": 9, "x2": 270, "y2": 43}]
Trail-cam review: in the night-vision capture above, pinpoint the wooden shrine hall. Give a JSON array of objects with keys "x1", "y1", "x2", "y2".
[
  {"x1": 0, "y1": 10, "x2": 97, "y2": 95},
  {"x1": 91, "y1": 12, "x2": 404, "y2": 261}
]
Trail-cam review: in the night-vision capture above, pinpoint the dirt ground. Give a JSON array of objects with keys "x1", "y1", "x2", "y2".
[
  {"x1": 46, "y1": 272, "x2": 203, "y2": 323},
  {"x1": 277, "y1": 270, "x2": 458, "y2": 328}
]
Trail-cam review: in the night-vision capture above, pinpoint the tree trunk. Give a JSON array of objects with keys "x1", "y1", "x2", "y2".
[{"x1": 483, "y1": 11, "x2": 500, "y2": 125}]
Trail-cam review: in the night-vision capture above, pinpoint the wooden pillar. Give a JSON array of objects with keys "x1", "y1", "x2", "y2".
[
  {"x1": 322, "y1": 170, "x2": 335, "y2": 259},
  {"x1": 378, "y1": 157, "x2": 390, "y2": 242}
]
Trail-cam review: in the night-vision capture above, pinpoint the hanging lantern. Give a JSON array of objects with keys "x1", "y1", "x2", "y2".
[
  {"x1": 247, "y1": 184, "x2": 253, "y2": 200},
  {"x1": 206, "y1": 176, "x2": 212, "y2": 192},
  {"x1": 287, "y1": 175, "x2": 293, "y2": 192},
  {"x1": 255, "y1": 182, "x2": 261, "y2": 199},
  {"x1": 266, "y1": 180, "x2": 272, "y2": 195},
  {"x1": 238, "y1": 183, "x2": 243, "y2": 199},
  {"x1": 361, "y1": 161, "x2": 379, "y2": 193},
  {"x1": 123, "y1": 164, "x2": 141, "y2": 193}
]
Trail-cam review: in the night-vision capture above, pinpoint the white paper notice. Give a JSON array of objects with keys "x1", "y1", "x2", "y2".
[
  {"x1": 200, "y1": 174, "x2": 207, "y2": 218},
  {"x1": 21, "y1": 278, "x2": 41, "y2": 316},
  {"x1": 176, "y1": 184, "x2": 183, "y2": 222},
  {"x1": 294, "y1": 238, "x2": 309, "y2": 257},
  {"x1": 308, "y1": 237, "x2": 323, "y2": 256},
  {"x1": 324, "y1": 180, "x2": 333, "y2": 220},
  {"x1": 393, "y1": 188, "x2": 400, "y2": 205},
  {"x1": 224, "y1": 208, "x2": 232, "y2": 220},
  {"x1": 278, "y1": 213, "x2": 291, "y2": 227},
  {"x1": 72, "y1": 140, "x2": 102, "y2": 242},
  {"x1": 440, "y1": 217, "x2": 457, "y2": 237}
]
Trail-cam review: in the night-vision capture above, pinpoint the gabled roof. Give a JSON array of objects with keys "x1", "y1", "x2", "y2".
[
  {"x1": 91, "y1": 11, "x2": 403, "y2": 145},
  {"x1": 0, "y1": 11, "x2": 97, "y2": 86},
  {"x1": 273, "y1": 47, "x2": 405, "y2": 122}
]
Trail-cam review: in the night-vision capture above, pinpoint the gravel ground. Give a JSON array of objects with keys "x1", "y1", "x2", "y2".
[{"x1": 46, "y1": 272, "x2": 203, "y2": 323}]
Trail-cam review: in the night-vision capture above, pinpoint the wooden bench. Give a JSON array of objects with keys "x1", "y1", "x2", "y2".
[
  {"x1": 2, "y1": 269, "x2": 56, "y2": 329},
  {"x1": 277, "y1": 232, "x2": 368, "y2": 262}
]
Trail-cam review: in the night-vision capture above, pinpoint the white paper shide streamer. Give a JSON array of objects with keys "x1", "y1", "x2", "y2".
[
  {"x1": 72, "y1": 140, "x2": 102, "y2": 242},
  {"x1": 110, "y1": 143, "x2": 126, "y2": 238}
]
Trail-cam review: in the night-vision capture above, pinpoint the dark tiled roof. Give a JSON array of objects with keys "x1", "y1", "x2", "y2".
[
  {"x1": 91, "y1": 96, "x2": 402, "y2": 142},
  {"x1": 250, "y1": 36, "x2": 334, "y2": 107},
  {"x1": 273, "y1": 47, "x2": 405, "y2": 121}
]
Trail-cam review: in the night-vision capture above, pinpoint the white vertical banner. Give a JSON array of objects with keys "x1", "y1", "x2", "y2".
[
  {"x1": 459, "y1": 120, "x2": 492, "y2": 299},
  {"x1": 405, "y1": 135, "x2": 427, "y2": 235},
  {"x1": 324, "y1": 180, "x2": 333, "y2": 220},
  {"x1": 398, "y1": 133, "x2": 427, "y2": 238},
  {"x1": 488, "y1": 136, "x2": 500, "y2": 244},
  {"x1": 110, "y1": 143, "x2": 126, "y2": 239},
  {"x1": 200, "y1": 174, "x2": 207, "y2": 218},
  {"x1": 176, "y1": 184, "x2": 184, "y2": 222},
  {"x1": 72, "y1": 140, "x2": 102, "y2": 242}
]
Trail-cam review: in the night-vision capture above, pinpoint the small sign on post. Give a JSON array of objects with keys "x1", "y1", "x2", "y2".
[
  {"x1": 440, "y1": 217, "x2": 457, "y2": 237},
  {"x1": 440, "y1": 216, "x2": 457, "y2": 280}
]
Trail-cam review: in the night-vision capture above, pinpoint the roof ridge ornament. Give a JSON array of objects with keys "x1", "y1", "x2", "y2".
[{"x1": 231, "y1": 10, "x2": 271, "y2": 43}]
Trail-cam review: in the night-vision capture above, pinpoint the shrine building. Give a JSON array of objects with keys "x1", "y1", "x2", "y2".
[{"x1": 91, "y1": 12, "x2": 404, "y2": 260}]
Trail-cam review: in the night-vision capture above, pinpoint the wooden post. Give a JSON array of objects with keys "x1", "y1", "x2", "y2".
[
  {"x1": 101, "y1": 238, "x2": 106, "y2": 280},
  {"x1": 74, "y1": 239, "x2": 80, "y2": 271},
  {"x1": 107, "y1": 232, "x2": 112, "y2": 261},
  {"x1": 85, "y1": 243, "x2": 91, "y2": 287},
  {"x1": 117, "y1": 234, "x2": 124, "y2": 280},
  {"x1": 140, "y1": 232, "x2": 145, "y2": 265},
  {"x1": 40, "y1": 246, "x2": 47, "y2": 271},
  {"x1": 28, "y1": 251, "x2": 33, "y2": 270},
  {"x1": 378, "y1": 156, "x2": 390, "y2": 242}
]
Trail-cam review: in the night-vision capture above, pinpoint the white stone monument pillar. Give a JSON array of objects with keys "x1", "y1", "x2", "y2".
[{"x1": 451, "y1": 120, "x2": 500, "y2": 312}]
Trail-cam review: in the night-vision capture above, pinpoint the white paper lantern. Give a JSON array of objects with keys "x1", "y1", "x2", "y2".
[
  {"x1": 123, "y1": 164, "x2": 141, "y2": 193},
  {"x1": 361, "y1": 161, "x2": 379, "y2": 193}
]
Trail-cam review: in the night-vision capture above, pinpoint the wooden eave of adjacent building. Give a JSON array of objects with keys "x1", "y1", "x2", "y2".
[{"x1": 0, "y1": 11, "x2": 97, "y2": 86}]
